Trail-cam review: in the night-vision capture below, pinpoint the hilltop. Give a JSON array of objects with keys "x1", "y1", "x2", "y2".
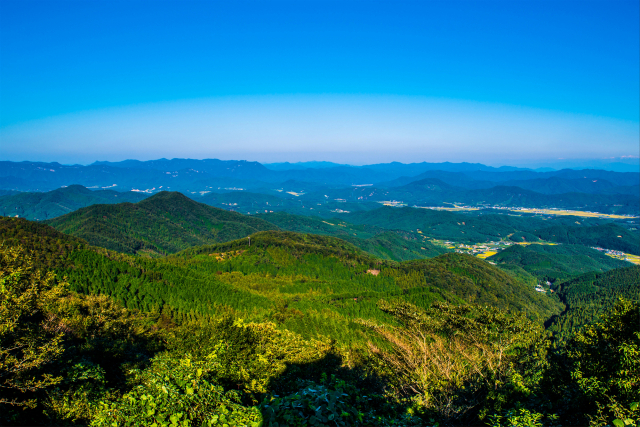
[{"x1": 45, "y1": 191, "x2": 277, "y2": 255}]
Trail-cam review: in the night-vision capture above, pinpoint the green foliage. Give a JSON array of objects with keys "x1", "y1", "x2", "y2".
[
  {"x1": 260, "y1": 374, "x2": 420, "y2": 427},
  {"x1": 4, "y1": 214, "x2": 638, "y2": 426},
  {"x1": 261, "y1": 379, "x2": 363, "y2": 427},
  {"x1": 488, "y1": 243, "x2": 629, "y2": 282},
  {"x1": 533, "y1": 223, "x2": 639, "y2": 255},
  {"x1": 396, "y1": 253, "x2": 563, "y2": 319},
  {"x1": 46, "y1": 191, "x2": 277, "y2": 255},
  {"x1": 365, "y1": 300, "x2": 550, "y2": 423},
  {"x1": 92, "y1": 353, "x2": 263, "y2": 427},
  {"x1": 508, "y1": 232, "x2": 541, "y2": 243},
  {"x1": 0, "y1": 245, "x2": 164, "y2": 425},
  {"x1": 345, "y1": 206, "x2": 515, "y2": 244},
  {"x1": 496, "y1": 264, "x2": 538, "y2": 287},
  {"x1": 0, "y1": 245, "x2": 66, "y2": 409},
  {"x1": 559, "y1": 299, "x2": 640, "y2": 426},
  {"x1": 165, "y1": 317, "x2": 333, "y2": 397},
  {"x1": 257, "y1": 212, "x2": 449, "y2": 261},
  {"x1": 0, "y1": 217, "x2": 87, "y2": 271},
  {"x1": 487, "y1": 408, "x2": 560, "y2": 427},
  {"x1": 1, "y1": 218, "x2": 562, "y2": 346},
  {"x1": 0, "y1": 185, "x2": 148, "y2": 220},
  {"x1": 548, "y1": 266, "x2": 640, "y2": 340}
]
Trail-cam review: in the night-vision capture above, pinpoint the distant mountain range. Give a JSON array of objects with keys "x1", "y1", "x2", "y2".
[
  {"x1": 1, "y1": 159, "x2": 638, "y2": 217},
  {"x1": 2, "y1": 158, "x2": 637, "y2": 190},
  {"x1": 4, "y1": 183, "x2": 638, "y2": 255}
]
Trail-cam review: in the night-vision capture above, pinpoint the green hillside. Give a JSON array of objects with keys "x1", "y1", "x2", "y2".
[
  {"x1": 345, "y1": 206, "x2": 515, "y2": 243},
  {"x1": 343, "y1": 205, "x2": 636, "y2": 247},
  {"x1": 548, "y1": 266, "x2": 640, "y2": 339},
  {"x1": 0, "y1": 217, "x2": 88, "y2": 271},
  {"x1": 532, "y1": 223, "x2": 640, "y2": 255},
  {"x1": 488, "y1": 243, "x2": 630, "y2": 281},
  {"x1": 45, "y1": 191, "x2": 277, "y2": 255},
  {"x1": 2, "y1": 220, "x2": 560, "y2": 342},
  {"x1": 2, "y1": 217, "x2": 636, "y2": 427},
  {"x1": 0, "y1": 184, "x2": 148, "y2": 220},
  {"x1": 257, "y1": 211, "x2": 449, "y2": 261}
]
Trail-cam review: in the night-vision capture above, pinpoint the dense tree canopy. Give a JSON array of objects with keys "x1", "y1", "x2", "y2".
[{"x1": 1, "y1": 215, "x2": 638, "y2": 426}]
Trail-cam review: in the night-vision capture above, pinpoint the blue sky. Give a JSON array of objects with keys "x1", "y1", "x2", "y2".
[{"x1": 1, "y1": 0, "x2": 638, "y2": 166}]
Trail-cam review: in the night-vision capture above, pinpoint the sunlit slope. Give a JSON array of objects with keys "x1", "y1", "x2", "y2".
[
  {"x1": 2, "y1": 220, "x2": 561, "y2": 343},
  {"x1": 176, "y1": 230, "x2": 562, "y2": 321},
  {"x1": 256, "y1": 211, "x2": 449, "y2": 261},
  {"x1": 488, "y1": 243, "x2": 630, "y2": 281},
  {"x1": 45, "y1": 191, "x2": 278, "y2": 255}
]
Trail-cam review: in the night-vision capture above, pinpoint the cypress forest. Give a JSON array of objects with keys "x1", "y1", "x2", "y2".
[{"x1": 1, "y1": 199, "x2": 638, "y2": 426}]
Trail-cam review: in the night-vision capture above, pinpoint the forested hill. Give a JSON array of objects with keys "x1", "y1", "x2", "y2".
[
  {"x1": 256, "y1": 211, "x2": 449, "y2": 261},
  {"x1": 0, "y1": 184, "x2": 149, "y2": 220},
  {"x1": 4, "y1": 216, "x2": 635, "y2": 427},
  {"x1": 548, "y1": 265, "x2": 640, "y2": 339},
  {"x1": 45, "y1": 191, "x2": 277, "y2": 255},
  {"x1": 1, "y1": 220, "x2": 562, "y2": 335},
  {"x1": 175, "y1": 229, "x2": 377, "y2": 261},
  {"x1": 533, "y1": 223, "x2": 640, "y2": 255},
  {"x1": 173, "y1": 230, "x2": 562, "y2": 320},
  {"x1": 0, "y1": 217, "x2": 88, "y2": 271},
  {"x1": 487, "y1": 243, "x2": 630, "y2": 282}
]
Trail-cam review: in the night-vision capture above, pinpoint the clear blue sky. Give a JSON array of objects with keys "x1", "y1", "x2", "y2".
[{"x1": 1, "y1": 0, "x2": 638, "y2": 166}]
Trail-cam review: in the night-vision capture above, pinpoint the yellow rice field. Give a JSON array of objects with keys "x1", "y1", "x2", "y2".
[
  {"x1": 476, "y1": 251, "x2": 497, "y2": 259},
  {"x1": 606, "y1": 253, "x2": 640, "y2": 265},
  {"x1": 514, "y1": 208, "x2": 637, "y2": 219},
  {"x1": 515, "y1": 242, "x2": 558, "y2": 246}
]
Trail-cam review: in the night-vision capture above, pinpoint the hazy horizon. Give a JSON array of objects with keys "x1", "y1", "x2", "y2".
[
  {"x1": 1, "y1": 1, "x2": 638, "y2": 167},
  {"x1": 3, "y1": 155, "x2": 638, "y2": 174}
]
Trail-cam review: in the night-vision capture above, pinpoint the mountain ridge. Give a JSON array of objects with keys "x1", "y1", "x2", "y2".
[{"x1": 45, "y1": 191, "x2": 277, "y2": 255}]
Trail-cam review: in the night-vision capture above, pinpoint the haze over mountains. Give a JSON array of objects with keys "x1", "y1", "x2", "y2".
[{"x1": 1, "y1": 159, "x2": 638, "y2": 218}]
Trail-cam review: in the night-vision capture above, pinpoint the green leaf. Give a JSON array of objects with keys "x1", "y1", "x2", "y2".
[{"x1": 613, "y1": 419, "x2": 624, "y2": 427}]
